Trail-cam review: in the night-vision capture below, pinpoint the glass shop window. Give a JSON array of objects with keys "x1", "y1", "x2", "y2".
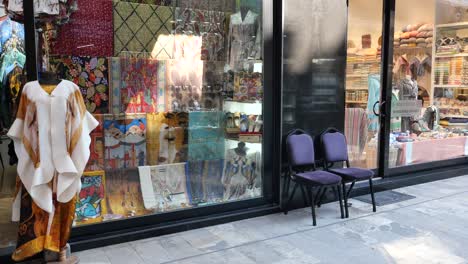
[{"x1": 19, "y1": 0, "x2": 265, "y2": 227}]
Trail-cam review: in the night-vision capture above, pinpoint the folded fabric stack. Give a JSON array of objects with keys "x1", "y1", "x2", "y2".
[
  {"x1": 434, "y1": 58, "x2": 450, "y2": 85},
  {"x1": 395, "y1": 23, "x2": 433, "y2": 48},
  {"x1": 462, "y1": 58, "x2": 468, "y2": 85},
  {"x1": 434, "y1": 57, "x2": 464, "y2": 85},
  {"x1": 435, "y1": 97, "x2": 468, "y2": 117},
  {"x1": 436, "y1": 37, "x2": 461, "y2": 55}
]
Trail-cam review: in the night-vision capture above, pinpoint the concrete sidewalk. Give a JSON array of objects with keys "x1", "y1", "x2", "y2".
[{"x1": 75, "y1": 175, "x2": 468, "y2": 264}]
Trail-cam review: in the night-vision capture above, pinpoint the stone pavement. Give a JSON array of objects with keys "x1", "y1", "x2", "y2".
[{"x1": 75, "y1": 175, "x2": 468, "y2": 264}]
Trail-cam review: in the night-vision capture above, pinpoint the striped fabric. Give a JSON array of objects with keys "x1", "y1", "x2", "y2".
[{"x1": 345, "y1": 108, "x2": 368, "y2": 163}]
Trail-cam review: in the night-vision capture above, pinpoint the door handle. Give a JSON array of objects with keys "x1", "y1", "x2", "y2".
[{"x1": 373, "y1": 101, "x2": 386, "y2": 117}]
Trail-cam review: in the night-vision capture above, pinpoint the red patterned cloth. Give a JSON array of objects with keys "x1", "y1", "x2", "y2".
[{"x1": 51, "y1": 0, "x2": 113, "y2": 56}]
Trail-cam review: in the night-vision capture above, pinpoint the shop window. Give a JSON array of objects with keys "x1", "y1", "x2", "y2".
[
  {"x1": 0, "y1": 0, "x2": 265, "y2": 237},
  {"x1": 389, "y1": 0, "x2": 468, "y2": 167}
]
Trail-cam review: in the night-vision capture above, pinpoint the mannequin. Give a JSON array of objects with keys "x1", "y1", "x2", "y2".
[
  {"x1": 8, "y1": 79, "x2": 97, "y2": 263},
  {"x1": 38, "y1": 71, "x2": 61, "y2": 94}
]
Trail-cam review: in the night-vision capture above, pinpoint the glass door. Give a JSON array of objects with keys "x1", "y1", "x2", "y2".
[
  {"x1": 345, "y1": 0, "x2": 384, "y2": 171},
  {"x1": 387, "y1": 0, "x2": 468, "y2": 170}
]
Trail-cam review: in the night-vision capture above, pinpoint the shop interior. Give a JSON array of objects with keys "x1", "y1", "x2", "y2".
[{"x1": 346, "y1": 0, "x2": 468, "y2": 170}]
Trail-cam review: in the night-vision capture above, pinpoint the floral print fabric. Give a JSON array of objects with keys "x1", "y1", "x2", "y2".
[{"x1": 50, "y1": 56, "x2": 110, "y2": 114}]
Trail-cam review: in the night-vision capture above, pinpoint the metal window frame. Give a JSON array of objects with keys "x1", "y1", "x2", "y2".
[{"x1": 12, "y1": 0, "x2": 283, "y2": 256}]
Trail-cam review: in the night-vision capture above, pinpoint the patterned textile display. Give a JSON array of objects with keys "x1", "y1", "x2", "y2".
[
  {"x1": 51, "y1": 0, "x2": 113, "y2": 56},
  {"x1": 5, "y1": 0, "x2": 77, "y2": 24},
  {"x1": 166, "y1": 57, "x2": 204, "y2": 112},
  {"x1": 188, "y1": 111, "x2": 224, "y2": 161},
  {"x1": 146, "y1": 112, "x2": 188, "y2": 165},
  {"x1": 113, "y1": 1, "x2": 174, "y2": 57},
  {"x1": 74, "y1": 171, "x2": 107, "y2": 226},
  {"x1": 174, "y1": 8, "x2": 226, "y2": 61},
  {"x1": 50, "y1": 56, "x2": 110, "y2": 114},
  {"x1": 121, "y1": 0, "x2": 173, "y2": 5},
  {"x1": 120, "y1": 57, "x2": 161, "y2": 113},
  {"x1": 227, "y1": 10, "x2": 262, "y2": 70},
  {"x1": 201, "y1": 61, "x2": 224, "y2": 110},
  {"x1": 178, "y1": 0, "x2": 235, "y2": 12},
  {"x1": 1, "y1": 66, "x2": 26, "y2": 131},
  {"x1": 105, "y1": 169, "x2": 148, "y2": 219},
  {"x1": 233, "y1": 71, "x2": 262, "y2": 101},
  {"x1": 8, "y1": 80, "x2": 98, "y2": 261},
  {"x1": 85, "y1": 115, "x2": 105, "y2": 172},
  {"x1": 138, "y1": 162, "x2": 190, "y2": 211},
  {"x1": 110, "y1": 57, "x2": 122, "y2": 114},
  {"x1": 186, "y1": 159, "x2": 224, "y2": 205},
  {"x1": 103, "y1": 114, "x2": 147, "y2": 169},
  {"x1": 222, "y1": 145, "x2": 261, "y2": 201}
]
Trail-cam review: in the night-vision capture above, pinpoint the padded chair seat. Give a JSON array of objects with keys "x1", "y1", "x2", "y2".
[
  {"x1": 329, "y1": 167, "x2": 374, "y2": 181},
  {"x1": 296, "y1": 171, "x2": 342, "y2": 185}
]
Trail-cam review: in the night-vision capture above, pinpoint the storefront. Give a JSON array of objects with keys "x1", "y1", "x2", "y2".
[{"x1": 0, "y1": 0, "x2": 467, "y2": 261}]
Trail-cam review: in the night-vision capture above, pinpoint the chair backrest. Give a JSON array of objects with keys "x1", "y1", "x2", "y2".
[
  {"x1": 320, "y1": 128, "x2": 349, "y2": 163},
  {"x1": 285, "y1": 129, "x2": 315, "y2": 167}
]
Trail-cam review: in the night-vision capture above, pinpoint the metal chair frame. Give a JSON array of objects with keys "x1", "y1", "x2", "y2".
[
  {"x1": 320, "y1": 128, "x2": 376, "y2": 218},
  {"x1": 283, "y1": 129, "x2": 344, "y2": 226}
]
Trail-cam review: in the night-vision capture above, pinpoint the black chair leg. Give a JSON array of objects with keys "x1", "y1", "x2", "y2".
[
  {"x1": 300, "y1": 185, "x2": 309, "y2": 207},
  {"x1": 282, "y1": 174, "x2": 288, "y2": 200},
  {"x1": 307, "y1": 186, "x2": 317, "y2": 226},
  {"x1": 316, "y1": 187, "x2": 327, "y2": 208},
  {"x1": 342, "y1": 182, "x2": 349, "y2": 218},
  {"x1": 369, "y1": 178, "x2": 377, "y2": 212},
  {"x1": 334, "y1": 185, "x2": 344, "y2": 219},
  {"x1": 284, "y1": 183, "x2": 297, "y2": 215}
]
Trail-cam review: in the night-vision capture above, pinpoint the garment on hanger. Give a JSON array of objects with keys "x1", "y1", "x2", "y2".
[
  {"x1": 0, "y1": 17, "x2": 24, "y2": 54},
  {"x1": 222, "y1": 145, "x2": 260, "y2": 201},
  {"x1": 367, "y1": 74, "x2": 380, "y2": 132},
  {"x1": 397, "y1": 78, "x2": 418, "y2": 132},
  {"x1": 7, "y1": 80, "x2": 98, "y2": 261},
  {"x1": 8, "y1": 0, "x2": 60, "y2": 16},
  {"x1": 392, "y1": 54, "x2": 409, "y2": 74},
  {"x1": 227, "y1": 10, "x2": 262, "y2": 70},
  {"x1": 0, "y1": 66, "x2": 24, "y2": 129}
]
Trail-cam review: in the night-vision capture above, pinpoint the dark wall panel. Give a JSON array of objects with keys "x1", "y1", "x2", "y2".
[{"x1": 281, "y1": 0, "x2": 348, "y2": 209}]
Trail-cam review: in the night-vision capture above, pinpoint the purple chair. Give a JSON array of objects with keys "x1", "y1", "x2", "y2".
[
  {"x1": 284, "y1": 129, "x2": 344, "y2": 226},
  {"x1": 320, "y1": 128, "x2": 376, "y2": 218}
]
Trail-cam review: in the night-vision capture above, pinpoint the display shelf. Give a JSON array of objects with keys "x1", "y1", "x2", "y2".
[
  {"x1": 435, "y1": 53, "x2": 468, "y2": 58},
  {"x1": 394, "y1": 46, "x2": 432, "y2": 52},
  {"x1": 346, "y1": 61, "x2": 380, "y2": 65},
  {"x1": 436, "y1": 21, "x2": 468, "y2": 30},
  {"x1": 434, "y1": 85, "x2": 468, "y2": 89},
  {"x1": 346, "y1": 87, "x2": 369, "y2": 91},
  {"x1": 440, "y1": 115, "x2": 468, "y2": 119},
  {"x1": 223, "y1": 100, "x2": 262, "y2": 115},
  {"x1": 346, "y1": 100, "x2": 367, "y2": 104},
  {"x1": 225, "y1": 137, "x2": 262, "y2": 145},
  {"x1": 346, "y1": 74, "x2": 369, "y2": 77}
]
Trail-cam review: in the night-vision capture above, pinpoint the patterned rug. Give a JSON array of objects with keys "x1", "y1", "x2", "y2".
[{"x1": 113, "y1": 1, "x2": 174, "y2": 57}]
